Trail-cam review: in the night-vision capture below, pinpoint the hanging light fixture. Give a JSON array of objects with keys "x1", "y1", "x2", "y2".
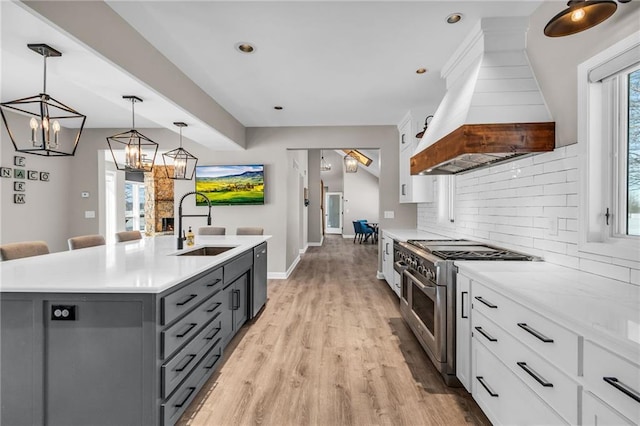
[
  {"x1": 163, "y1": 122, "x2": 198, "y2": 180},
  {"x1": 107, "y1": 96, "x2": 158, "y2": 173},
  {"x1": 320, "y1": 150, "x2": 332, "y2": 171},
  {"x1": 415, "y1": 115, "x2": 434, "y2": 139},
  {"x1": 544, "y1": 0, "x2": 623, "y2": 37},
  {"x1": 0, "y1": 44, "x2": 86, "y2": 157},
  {"x1": 344, "y1": 151, "x2": 358, "y2": 173}
]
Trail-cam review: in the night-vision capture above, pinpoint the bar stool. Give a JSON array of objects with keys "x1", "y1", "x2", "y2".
[
  {"x1": 68, "y1": 235, "x2": 106, "y2": 250},
  {"x1": 0, "y1": 241, "x2": 49, "y2": 261},
  {"x1": 115, "y1": 231, "x2": 142, "y2": 242},
  {"x1": 236, "y1": 227, "x2": 264, "y2": 235},
  {"x1": 198, "y1": 227, "x2": 226, "y2": 235}
]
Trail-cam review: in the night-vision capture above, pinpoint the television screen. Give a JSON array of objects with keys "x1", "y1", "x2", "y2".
[{"x1": 195, "y1": 165, "x2": 264, "y2": 206}]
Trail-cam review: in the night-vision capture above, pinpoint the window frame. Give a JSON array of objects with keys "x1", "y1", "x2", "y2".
[{"x1": 578, "y1": 31, "x2": 640, "y2": 262}]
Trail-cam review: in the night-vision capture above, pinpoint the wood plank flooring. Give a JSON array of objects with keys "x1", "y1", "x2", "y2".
[{"x1": 178, "y1": 235, "x2": 490, "y2": 426}]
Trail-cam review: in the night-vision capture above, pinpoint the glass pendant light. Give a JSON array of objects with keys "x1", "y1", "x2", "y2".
[
  {"x1": 344, "y1": 152, "x2": 358, "y2": 173},
  {"x1": 0, "y1": 43, "x2": 86, "y2": 157},
  {"x1": 320, "y1": 150, "x2": 332, "y2": 171},
  {"x1": 544, "y1": 0, "x2": 619, "y2": 37},
  {"x1": 163, "y1": 122, "x2": 198, "y2": 180},
  {"x1": 106, "y1": 96, "x2": 159, "y2": 173}
]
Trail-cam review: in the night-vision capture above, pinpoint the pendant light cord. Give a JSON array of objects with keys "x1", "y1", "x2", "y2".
[
  {"x1": 179, "y1": 126, "x2": 183, "y2": 148},
  {"x1": 42, "y1": 53, "x2": 47, "y2": 94},
  {"x1": 131, "y1": 98, "x2": 136, "y2": 129}
]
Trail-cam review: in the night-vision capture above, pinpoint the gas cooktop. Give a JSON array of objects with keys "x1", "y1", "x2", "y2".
[{"x1": 405, "y1": 239, "x2": 536, "y2": 261}]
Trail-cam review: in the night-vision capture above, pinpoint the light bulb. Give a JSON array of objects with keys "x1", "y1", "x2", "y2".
[
  {"x1": 571, "y1": 8, "x2": 586, "y2": 22},
  {"x1": 52, "y1": 120, "x2": 60, "y2": 148},
  {"x1": 30, "y1": 118, "x2": 39, "y2": 146}
]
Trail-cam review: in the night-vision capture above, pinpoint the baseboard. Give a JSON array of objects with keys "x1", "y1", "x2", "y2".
[
  {"x1": 343, "y1": 234, "x2": 355, "y2": 239},
  {"x1": 308, "y1": 236, "x2": 324, "y2": 246},
  {"x1": 376, "y1": 271, "x2": 385, "y2": 280},
  {"x1": 299, "y1": 244, "x2": 308, "y2": 255},
  {"x1": 268, "y1": 254, "x2": 301, "y2": 280}
]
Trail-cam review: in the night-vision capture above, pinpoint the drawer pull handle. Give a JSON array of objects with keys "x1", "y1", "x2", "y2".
[
  {"x1": 474, "y1": 296, "x2": 497, "y2": 309},
  {"x1": 174, "y1": 387, "x2": 196, "y2": 408},
  {"x1": 517, "y1": 323, "x2": 554, "y2": 343},
  {"x1": 205, "y1": 327, "x2": 221, "y2": 341},
  {"x1": 206, "y1": 278, "x2": 222, "y2": 288},
  {"x1": 461, "y1": 291, "x2": 468, "y2": 319},
  {"x1": 207, "y1": 302, "x2": 222, "y2": 313},
  {"x1": 603, "y1": 377, "x2": 640, "y2": 403},
  {"x1": 176, "y1": 294, "x2": 198, "y2": 306},
  {"x1": 176, "y1": 323, "x2": 197, "y2": 338},
  {"x1": 205, "y1": 353, "x2": 221, "y2": 369},
  {"x1": 517, "y1": 362, "x2": 553, "y2": 387},
  {"x1": 474, "y1": 326, "x2": 497, "y2": 342},
  {"x1": 233, "y1": 290, "x2": 240, "y2": 310},
  {"x1": 476, "y1": 376, "x2": 499, "y2": 397},
  {"x1": 174, "y1": 354, "x2": 196, "y2": 372}
]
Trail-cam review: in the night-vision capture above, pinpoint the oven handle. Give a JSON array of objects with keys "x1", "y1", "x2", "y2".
[
  {"x1": 403, "y1": 269, "x2": 437, "y2": 300},
  {"x1": 394, "y1": 261, "x2": 408, "y2": 274}
]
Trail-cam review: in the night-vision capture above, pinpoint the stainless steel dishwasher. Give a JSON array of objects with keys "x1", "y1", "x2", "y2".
[{"x1": 251, "y1": 242, "x2": 268, "y2": 318}]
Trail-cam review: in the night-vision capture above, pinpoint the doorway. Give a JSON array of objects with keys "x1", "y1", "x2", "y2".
[{"x1": 325, "y1": 192, "x2": 343, "y2": 234}]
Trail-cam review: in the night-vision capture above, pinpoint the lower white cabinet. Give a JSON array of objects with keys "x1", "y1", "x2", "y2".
[
  {"x1": 583, "y1": 390, "x2": 635, "y2": 426},
  {"x1": 381, "y1": 232, "x2": 399, "y2": 296}
]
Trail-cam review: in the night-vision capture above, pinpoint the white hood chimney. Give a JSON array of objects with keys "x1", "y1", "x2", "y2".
[{"x1": 412, "y1": 17, "x2": 555, "y2": 175}]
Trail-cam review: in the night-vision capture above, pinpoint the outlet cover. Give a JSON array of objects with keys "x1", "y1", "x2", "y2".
[{"x1": 384, "y1": 210, "x2": 395, "y2": 219}]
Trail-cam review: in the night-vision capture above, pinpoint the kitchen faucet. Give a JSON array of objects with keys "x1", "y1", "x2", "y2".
[{"x1": 177, "y1": 191, "x2": 212, "y2": 249}]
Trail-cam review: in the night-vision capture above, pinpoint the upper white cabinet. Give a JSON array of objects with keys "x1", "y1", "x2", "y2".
[{"x1": 398, "y1": 114, "x2": 434, "y2": 204}]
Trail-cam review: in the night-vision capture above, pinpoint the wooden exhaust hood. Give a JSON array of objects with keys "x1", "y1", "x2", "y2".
[{"x1": 410, "y1": 122, "x2": 555, "y2": 175}]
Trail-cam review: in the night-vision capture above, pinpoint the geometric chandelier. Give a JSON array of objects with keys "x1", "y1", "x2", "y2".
[
  {"x1": 0, "y1": 43, "x2": 86, "y2": 157},
  {"x1": 106, "y1": 95, "x2": 158, "y2": 173},
  {"x1": 163, "y1": 122, "x2": 198, "y2": 180}
]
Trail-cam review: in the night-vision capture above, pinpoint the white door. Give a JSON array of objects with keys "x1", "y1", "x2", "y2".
[{"x1": 325, "y1": 192, "x2": 343, "y2": 234}]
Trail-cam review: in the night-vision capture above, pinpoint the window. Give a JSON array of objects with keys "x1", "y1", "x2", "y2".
[
  {"x1": 125, "y1": 181, "x2": 146, "y2": 233},
  {"x1": 578, "y1": 31, "x2": 640, "y2": 261}
]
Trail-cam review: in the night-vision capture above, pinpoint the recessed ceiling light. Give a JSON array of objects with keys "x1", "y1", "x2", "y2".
[
  {"x1": 416, "y1": 68, "x2": 428, "y2": 74},
  {"x1": 446, "y1": 13, "x2": 463, "y2": 24},
  {"x1": 274, "y1": 106, "x2": 283, "y2": 110},
  {"x1": 235, "y1": 42, "x2": 255, "y2": 53}
]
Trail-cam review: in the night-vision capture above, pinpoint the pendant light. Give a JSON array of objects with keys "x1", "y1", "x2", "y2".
[
  {"x1": 163, "y1": 122, "x2": 198, "y2": 180},
  {"x1": 0, "y1": 44, "x2": 86, "y2": 157},
  {"x1": 106, "y1": 96, "x2": 158, "y2": 173},
  {"x1": 320, "y1": 150, "x2": 332, "y2": 171},
  {"x1": 544, "y1": 0, "x2": 623, "y2": 37},
  {"x1": 344, "y1": 152, "x2": 358, "y2": 173}
]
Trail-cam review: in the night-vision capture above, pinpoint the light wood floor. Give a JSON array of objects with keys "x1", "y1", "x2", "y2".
[{"x1": 178, "y1": 235, "x2": 490, "y2": 426}]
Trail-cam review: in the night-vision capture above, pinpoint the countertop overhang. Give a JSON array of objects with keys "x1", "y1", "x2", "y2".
[{"x1": 0, "y1": 235, "x2": 270, "y2": 294}]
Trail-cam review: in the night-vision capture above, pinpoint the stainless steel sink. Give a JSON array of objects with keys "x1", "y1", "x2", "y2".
[{"x1": 177, "y1": 246, "x2": 237, "y2": 256}]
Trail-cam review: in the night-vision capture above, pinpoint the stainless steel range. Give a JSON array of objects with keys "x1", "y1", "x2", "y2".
[{"x1": 393, "y1": 239, "x2": 537, "y2": 386}]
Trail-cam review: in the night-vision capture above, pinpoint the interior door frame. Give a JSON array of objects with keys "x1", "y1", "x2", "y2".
[{"x1": 324, "y1": 191, "x2": 343, "y2": 234}]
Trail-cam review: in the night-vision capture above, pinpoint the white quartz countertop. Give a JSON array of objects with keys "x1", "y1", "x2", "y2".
[
  {"x1": 0, "y1": 235, "x2": 270, "y2": 294},
  {"x1": 381, "y1": 228, "x2": 448, "y2": 242},
  {"x1": 456, "y1": 261, "x2": 640, "y2": 362}
]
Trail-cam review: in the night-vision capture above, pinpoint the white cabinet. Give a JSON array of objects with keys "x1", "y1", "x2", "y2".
[
  {"x1": 398, "y1": 114, "x2": 434, "y2": 204},
  {"x1": 381, "y1": 231, "x2": 400, "y2": 297},
  {"x1": 456, "y1": 273, "x2": 472, "y2": 392},
  {"x1": 583, "y1": 390, "x2": 635, "y2": 426}
]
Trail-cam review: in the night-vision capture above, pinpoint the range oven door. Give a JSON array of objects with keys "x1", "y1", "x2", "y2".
[{"x1": 403, "y1": 269, "x2": 447, "y2": 364}]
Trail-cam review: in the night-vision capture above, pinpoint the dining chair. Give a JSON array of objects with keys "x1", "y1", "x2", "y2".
[
  {"x1": 115, "y1": 231, "x2": 142, "y2": 242},
  {"x1": 198, "y1": 226, "x2": 226, "y2": 235},
  {"x1": 358, "y1": 220, "x2": 374, "y2": 244},
  {"x1": 352, "y1": 221, "x2": 363, "y2": 243},
  {"x1": 236, "y1": 227, "x2": 264, "y2": 235},
  {"x1": 68, "y1": 234, "x2": 106, "y2": 250},
  {"x1": 0, "y1": 241, "x2": 50, "y2": 261}
]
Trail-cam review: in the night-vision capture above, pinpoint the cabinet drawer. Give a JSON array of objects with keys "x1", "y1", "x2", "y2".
[
  {"x1": 224, "y1": 251, "x2": 253, "y2": 285},
  {"x1": 162, "y1": 292, "x2": 223, "y2": 359},
  {"x1": 473, "y1": 311, "x2": 580, "y2": 424},
  {"x1": 473, "y1": 338, "x2": 567, "y2": 426},
  {"x1": 162, "y1": 268, "x2": 223, "y2": 325},
  {"x1": 162, "y1": 308, "x2": 224, "y2": 398},
  {"x1": 583, "y1": 390, "x2": 635, "y2": 425},
  {"x1": 473, "y1": 282, "x2": 580, "y2": 375},
  {"x1": 583, "y1": 340, "x2": 640, "y2": 424}
]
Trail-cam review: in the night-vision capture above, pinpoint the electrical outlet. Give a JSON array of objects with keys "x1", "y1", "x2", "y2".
[
  {"x1": 51, "y1": 305, "x2": 77, "y2": 321},
  {"x1": 384, "y1": 210, "x2": 395, "y2": 219}
]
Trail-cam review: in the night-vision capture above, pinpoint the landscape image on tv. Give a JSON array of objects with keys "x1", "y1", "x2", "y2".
[{"x1": 195, "y1": 165, "x2": 264, "y2": 206}]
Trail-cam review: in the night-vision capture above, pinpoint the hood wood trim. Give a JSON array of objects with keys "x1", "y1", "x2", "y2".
[{"x1": 410, "y1": 122, "x2": 555, "y2": 175}]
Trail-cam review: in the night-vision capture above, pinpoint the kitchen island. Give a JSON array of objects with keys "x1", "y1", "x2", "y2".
[{"x1": 0, "y1": 235, "x2": 270, "y2": 426}]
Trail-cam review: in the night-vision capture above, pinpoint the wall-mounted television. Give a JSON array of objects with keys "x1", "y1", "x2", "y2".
[{"x1": 195, "y1": 165, "x2": 264, "y2": 206}]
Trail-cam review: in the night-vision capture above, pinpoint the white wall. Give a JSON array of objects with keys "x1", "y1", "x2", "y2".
[
  {"x1": 320, "y1": 150, "x2": 344, "y2": 192},
  {"x1": 343, "y1": 167, "x2": 379, "y2": 236},
  {"x1": 417, "y1": 145, "x2": 639, "y2": 285},
  {"x1": 0, "y1": 112, "x2": 72, "y2": 252}
]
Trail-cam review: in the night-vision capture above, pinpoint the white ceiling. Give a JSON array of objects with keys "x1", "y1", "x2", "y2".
[{"x1": 2, "y1": 1, "x2": 543, "y2": 139}]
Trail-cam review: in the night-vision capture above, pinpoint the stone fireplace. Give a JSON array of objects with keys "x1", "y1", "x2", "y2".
[{"x1": 144, "y1": 166, "x2": 175, "y2": 235}]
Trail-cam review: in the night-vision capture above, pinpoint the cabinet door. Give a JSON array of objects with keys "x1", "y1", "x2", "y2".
[
  {"x1": 232, "y1": 274, "x2": 248, "y2": 332},
  {"x1": 381, "y1": 234, "x2": 392, "y2": 286},
  {"x1": 221, "y1": 285, "x2": 234, "y2": 346},
  {"x1": 456, "y1": 274, "x2": 472, "y2": 392},
  {"x1": 399, "y1": 137, "x2": 412, "y2": 203},
  {"x1": 583, "y1": 391, "x2": 634, "y2": 425}
]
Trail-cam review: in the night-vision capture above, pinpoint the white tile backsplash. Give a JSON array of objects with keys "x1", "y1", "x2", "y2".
[{"x1": 417, "y1": 145, "x2": 639, "y2": 285}]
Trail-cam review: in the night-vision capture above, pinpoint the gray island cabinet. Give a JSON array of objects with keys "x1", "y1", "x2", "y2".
[{"x1": 0, "y1": 235, "x2": 269, "y2": 426}]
